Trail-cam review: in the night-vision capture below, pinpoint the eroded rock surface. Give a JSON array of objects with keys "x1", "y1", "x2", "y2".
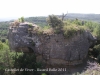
[{"x1": 8, "y1": 22, "x2": 96, "y2": 66}]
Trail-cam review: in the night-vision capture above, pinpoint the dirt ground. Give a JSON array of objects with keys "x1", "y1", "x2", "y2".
[{"x1": 44, "y1": 56, "x2": 98, "y2": 75}]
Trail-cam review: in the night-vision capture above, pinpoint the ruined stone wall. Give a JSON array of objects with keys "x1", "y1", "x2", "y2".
[
  {"x1": 32, "y1": 32, "x2": 89, "y2": 66},
  {"x1": 8, "y1": 23, "x2": 96, "y2": 66}
]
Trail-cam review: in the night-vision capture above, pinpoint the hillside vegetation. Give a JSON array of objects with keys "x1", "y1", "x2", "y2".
[{"x1": 0, "y1": 14, "x2": 100, "y2": 75}]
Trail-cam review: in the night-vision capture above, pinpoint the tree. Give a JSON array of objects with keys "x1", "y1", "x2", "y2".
[
  {"x1": 46, "y1": 15, "x2": 63, "y2": 30},
  {"x1": 19, "y1": 17, "x2": 25, "y2": 23},
  {"x1": 21, "y1": 17, "x2": 25, "y2": 22},
  {"x1": 61, "y1": 13, "x2": 67, "y2": 21},
  {"x1": 93, "y1": 25, "x2": 100, "y2": 40},
  {"x1": 0, "y1": 42, "x2": 3, "y2": 50}
]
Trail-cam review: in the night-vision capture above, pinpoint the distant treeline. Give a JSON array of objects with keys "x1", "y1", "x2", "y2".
[{"x1": 0, "y1": 13, "x2": 100, "y2": 38}]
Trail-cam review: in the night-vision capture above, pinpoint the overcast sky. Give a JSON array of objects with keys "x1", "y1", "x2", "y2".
[{"x1": 0, "y1": 0, "x2": 100, "y2": 19}]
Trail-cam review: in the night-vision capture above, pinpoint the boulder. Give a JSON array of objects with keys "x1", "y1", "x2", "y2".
[{"x1": 8, "y1": 22, "x2": 96, "y2": 66}]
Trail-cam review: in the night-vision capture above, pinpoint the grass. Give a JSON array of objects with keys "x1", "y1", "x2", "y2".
[
  {"x1": 28, "y1": 23, "x2": 33, "y2": 26},
  {"x1": 33, "y1": 25, "x2": 54, "y2": 35},
  {"x1": 63, "y1": 24, "x2": 85, "y2": 38},
  {"x1": 32, "y1": 20, "x2": 86, "y2": 38}
]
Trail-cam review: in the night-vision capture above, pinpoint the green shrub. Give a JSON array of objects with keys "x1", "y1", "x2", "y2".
[
  {"x1": 18, "y1": 17, "x2": 25, "y2": 23},
  {"x1": 41, "y1": 73, "x2": 47, "y2": 75},
  {"x1": 13, "y1": 53, "x2": 42, "y2": 75},
  {"x1": 20, "y1": 17, "x2": 25, "y2": 23},
  {"x1": 0, "y1": 42, "x2": 3, "y2": 50},
  {"x1": 0, "y1": 41, "x2": 18, "y2": 75},
  {"x1": 63, "y1": 25, "x2": 85, "y2": 38},
  {"x1": 28, "y1": 23, "x2": 33, "y2": 27},
  {"x1": 1, "y1": 39, "x2": 6, "y2": 43},
  {"x1": 90, "y1": 44, "x2": 100, "y2": 58},
  {"x1": 46, "y1": 15, "x2": 63, "y2": 30},
  {"x1": 93, "y1": 25, "x2": 100, "y2": 40},
  {"x1": 43, "y1": 25, "x2": 51, "y2": 30},
  {"x1": 72, "y1": 18, "x2": 83, "y2": 26}
]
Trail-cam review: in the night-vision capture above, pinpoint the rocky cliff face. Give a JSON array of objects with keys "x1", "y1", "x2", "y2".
[{"x1": 8, "y1": 22, "x2": 96, "y2": 66}]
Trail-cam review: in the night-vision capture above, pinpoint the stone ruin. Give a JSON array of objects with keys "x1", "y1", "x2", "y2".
[{"x1": 7, "y1": 22, "x2": 96, "y2": 66}]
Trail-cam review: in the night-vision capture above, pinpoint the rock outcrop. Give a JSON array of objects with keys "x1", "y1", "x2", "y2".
[{"x1": 8, "y1": 22, "x2": 96, "y2": 66}]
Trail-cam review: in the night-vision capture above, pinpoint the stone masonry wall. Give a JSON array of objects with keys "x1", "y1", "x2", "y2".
[{"x1": 8, "y1": 23, "x2": 96, "y2": 66}]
